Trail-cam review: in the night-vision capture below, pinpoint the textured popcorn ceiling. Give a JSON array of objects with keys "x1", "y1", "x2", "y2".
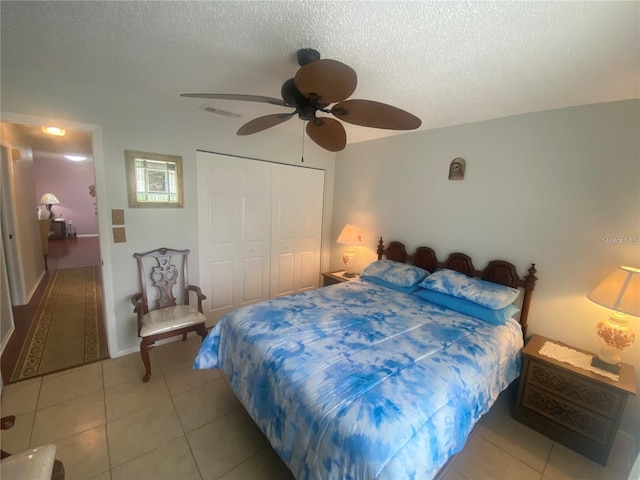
[{"x1": 1, "y1": 1, "x2": 639, "y2": 147}]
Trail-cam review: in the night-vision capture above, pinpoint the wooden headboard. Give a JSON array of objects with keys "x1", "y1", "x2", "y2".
[{"x1": 376, "y1": 238, "x2": 538, "y2": 338}]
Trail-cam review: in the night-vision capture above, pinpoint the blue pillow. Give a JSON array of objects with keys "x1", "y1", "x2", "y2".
[
  {"x1": 415, "y1": 289, "x2": 520, "y2": 325},
  {"x1": 360, "y1": 260, "x2": 429, "y2": 288},
  {"x1": 360, "y1": 275, "x2": 422, "y2": 294},
  {"x1": 418, "y1": 268, "x2": 520, "y2": 309}
]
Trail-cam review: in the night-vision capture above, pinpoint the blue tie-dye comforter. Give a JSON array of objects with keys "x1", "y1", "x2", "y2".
[{"x1": 194, "y1": 280, "x2": 523, "y2": 479}]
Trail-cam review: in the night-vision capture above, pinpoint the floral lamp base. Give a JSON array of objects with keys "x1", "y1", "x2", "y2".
[
  {"x1": 592, "y1": 312, "x2": 635, "y2": 374},
  {"x1": 342, "y1": 246, "x2": 357, "y2": 277}
]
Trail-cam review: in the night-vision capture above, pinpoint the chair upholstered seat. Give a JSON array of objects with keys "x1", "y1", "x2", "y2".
[
  {"x1": 1, "y1": 445, "x2": 57, "y2": 480},
  {"x1": 140, "y1": 306, "x2": 206, "y2": 337}
]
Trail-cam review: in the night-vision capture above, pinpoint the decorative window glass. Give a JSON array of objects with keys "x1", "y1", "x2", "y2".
[{"x1": 125, "y1": 150, "x2": 184, "y2": 208}]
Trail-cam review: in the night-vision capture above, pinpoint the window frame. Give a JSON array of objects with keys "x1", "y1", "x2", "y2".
[{"x1": 125, "y1": 150, "x2": 184, "y2": 208}]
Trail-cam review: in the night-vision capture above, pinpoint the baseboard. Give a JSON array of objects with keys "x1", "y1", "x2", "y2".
[
  {"x1": 111, "y1": 332, "x2": 201, "y2": 358},
  {"x1": 77, "y1": 234, "x2": 99, "y2": 238},
  {"x1": 24, "y1": 269, "x2": 46, "y2": 305},
  {"x1": 114, "y1": 345, "x2": 140, "y2": 357},
  {"x1": 630, "y1": 450, "x2": 640, "y2": 480},
  {"x1": 0, "y1": 324, "x2": 16, "y2": 356},
  {"x1": 611, "y1": 429, "x2": 637, "y2": 475},
  {"x1": 617, "y1": 429, "x2": 638, "y2": 455}
]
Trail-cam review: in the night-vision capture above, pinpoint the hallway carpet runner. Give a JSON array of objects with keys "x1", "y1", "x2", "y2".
[{"x1": 10, "y1": 266, "x2": 108, "y2": 382}]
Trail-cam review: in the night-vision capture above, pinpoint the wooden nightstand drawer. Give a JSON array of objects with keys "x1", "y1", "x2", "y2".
[
  {"x1": 513, "y1": 334, "x2": 637, "y2": 466},
  {"x1": 521, "y1": 383, "x2": 613, "y2": 444},
  {"x1": 527, "y1": 361, "x2": 622, "y2": 418}
]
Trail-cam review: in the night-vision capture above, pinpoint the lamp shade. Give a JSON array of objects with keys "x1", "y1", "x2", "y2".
[
  {"x1": 336, "y1": 224, "x2": 362, "y2": 245},
  {"x1": 39, "y1": 193, "x2": 60, "y2": 205},
  {"x1": 587, "y1": 266, "x2": 640, "y2": 317}
]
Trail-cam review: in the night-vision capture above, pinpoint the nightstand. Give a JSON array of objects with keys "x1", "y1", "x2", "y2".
[
  {"x1": 321, "y1": 270, "x2": 359, "y2": 287},
  {"x1": 49, "y1": 218, "x2": 67, "y2": 240},
  {"x1": 513, "y1": 334, "x2": 637, "y2": 466}
]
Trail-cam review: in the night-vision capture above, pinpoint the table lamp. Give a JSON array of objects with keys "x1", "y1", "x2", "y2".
[
  {"x1": 587, "y1": 266, "x2": 640, "y2": 374},
  {"x1": 39, "y1": 193, "x2": 60, "y2": 219},
  {"x1": 336, "y1": 224, "x2": 362, "y2": 277}
]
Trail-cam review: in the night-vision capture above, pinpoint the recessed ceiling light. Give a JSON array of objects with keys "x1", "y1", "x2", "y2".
[
  {"x1": 64, "y1": 155, "x2": 87, "y2": 161},
  {"x1": 42, "y1": 126, "x2": 66, "y2": 136}
]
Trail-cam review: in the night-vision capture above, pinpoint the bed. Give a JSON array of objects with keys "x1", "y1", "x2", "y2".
[{"x1": 194, "y1": 238, "x2": 538, "y2": 479}]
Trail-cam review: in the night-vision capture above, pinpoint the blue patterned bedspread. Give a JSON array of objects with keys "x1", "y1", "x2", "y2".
[{"x1": 194, "y1": 280, "x2": 523, "y2": 479}]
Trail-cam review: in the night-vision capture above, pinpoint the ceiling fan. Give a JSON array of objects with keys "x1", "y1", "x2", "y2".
[{"x1": 181, "y1": 49, "x2": 422, "y2": 152}]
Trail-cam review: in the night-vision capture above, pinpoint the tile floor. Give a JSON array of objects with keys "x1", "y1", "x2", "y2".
[{"x1": 1, "y1": 335, "x2": 635, "y2": 480}]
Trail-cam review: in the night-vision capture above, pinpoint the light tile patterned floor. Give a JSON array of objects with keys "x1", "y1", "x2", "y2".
[{"x1": 1, "y1": 335, "x2": 634, "y2": 480}]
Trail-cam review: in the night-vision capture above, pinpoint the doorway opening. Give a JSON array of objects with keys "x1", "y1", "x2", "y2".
[{"x1": 0, "y1": 121, "x2": 108, "y2": 383}]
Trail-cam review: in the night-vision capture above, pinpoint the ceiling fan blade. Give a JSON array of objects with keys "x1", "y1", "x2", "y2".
[
  {"x1": 331, "y1": 100, "x2": 422, "y2": 130},
  {"x1": 237, "y1": 113, "x2": 295, "y2": 136},
  {"x1": 306, "y1": 118, "x2": 347, "y2": 152},
  {"x1": 181, "y1": 93, "x2": 288, "y2": 107},
  {"x1": 294, "y1": 59, "x2": 357, "y2": 105}
]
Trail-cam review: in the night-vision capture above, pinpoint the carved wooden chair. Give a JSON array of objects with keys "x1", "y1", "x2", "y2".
[{"x1": 131, "y1": 247, "x2": 208, "y2": 382}]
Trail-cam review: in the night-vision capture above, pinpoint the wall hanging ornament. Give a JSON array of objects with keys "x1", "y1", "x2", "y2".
[{"x1": 449, "y1": 157, "x2": 465, "y2": 180}]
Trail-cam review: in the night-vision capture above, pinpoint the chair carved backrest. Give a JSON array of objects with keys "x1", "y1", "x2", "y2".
[{"x1": 134, "y1": 247, "x2": 192, "y2": 315}]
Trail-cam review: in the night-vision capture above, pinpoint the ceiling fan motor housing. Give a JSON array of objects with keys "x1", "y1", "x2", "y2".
[
  {"x1": 298, "y1": 105, "x2": 317, "y2": 121},
  {"x1": 297, "y1": 48, "x2": 320, "y2": 66},
  {"x1": 281, "y1": 78, "x2": 307, "y2": 106}
]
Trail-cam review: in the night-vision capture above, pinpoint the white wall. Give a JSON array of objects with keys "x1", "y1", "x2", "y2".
[
  {"x1": 331, "y1": 100, "x2": 640, "y2": 442},
  {"x1": 0, "y1": 123, "x2": 44, "y2": 305},
  {"x1": 0, "y1": 224, "x2": 15, "y2": 353},
  {"x1": 1, "y1": 68, "x2": 336, "y2": 358},
  {"x1": 33, "y1": 154, "x2": 98, "y2": 236}
]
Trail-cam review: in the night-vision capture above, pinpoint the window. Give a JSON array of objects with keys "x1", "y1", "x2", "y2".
[{"x1": 125, "y1": 150, "x2": 184, "y2": 208}]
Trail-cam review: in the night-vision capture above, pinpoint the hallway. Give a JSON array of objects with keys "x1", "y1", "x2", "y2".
[{"x1": 1, "y1": 236, "x2": 102, "y2": 384}]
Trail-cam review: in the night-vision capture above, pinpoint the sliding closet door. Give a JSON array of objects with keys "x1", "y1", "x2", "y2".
[
  {"x1": 270, "y1": 164, "x2": 324, "y2": 297},
  {"x1": 197, "y1": 151, "x2": 325, "y2": 323},
  {"x1": 197, "y1": 152, "x2": 272, "y2": 324}
]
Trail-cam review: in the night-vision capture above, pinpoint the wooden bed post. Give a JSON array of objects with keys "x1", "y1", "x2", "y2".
[
  {"x1": 377, "y1": 237, "x2": 385, "y2": 260},
  {"x1": 519, "y1": 263, "x2": 538, "y2": 339}
]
